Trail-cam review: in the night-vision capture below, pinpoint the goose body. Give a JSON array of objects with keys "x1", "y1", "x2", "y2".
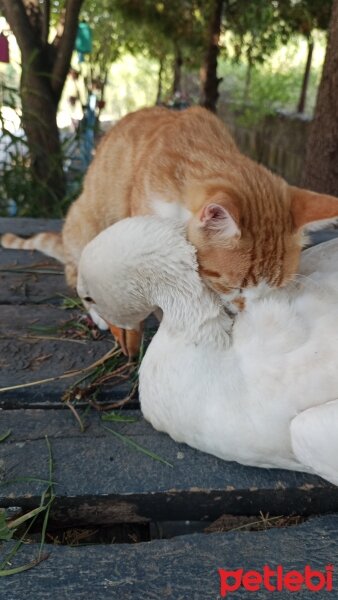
[{"x1": 78, "y1": 217, "x2": 338, "y2": 485}]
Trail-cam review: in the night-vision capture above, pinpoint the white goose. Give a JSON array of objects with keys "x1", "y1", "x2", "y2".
[{"x1": 77, "y1": 217, "x2": 338, "y2": 486}]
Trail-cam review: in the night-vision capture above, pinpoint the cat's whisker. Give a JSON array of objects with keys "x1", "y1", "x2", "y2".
[
  {"x1": 293, "y1": 273, "x2": 322, "y2": 289},
  {"x1": 284, "y1": 279, "x2": 299, "y2": 292}
]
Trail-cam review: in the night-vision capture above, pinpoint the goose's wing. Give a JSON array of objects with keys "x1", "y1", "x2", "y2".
[
  {"x1": 291, "y1": 400, "x2": 338, "y2": 486},
  {"x1": 300, "y1": 238, "x2": 338, "y2": 276}
]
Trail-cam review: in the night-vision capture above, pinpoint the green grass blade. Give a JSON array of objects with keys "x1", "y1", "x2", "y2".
[
  {"x1": 28, "y1": 325, "x2": 59, "y2": 334},
  {"x1": 0, "y1": 555, "x2": 48, "y2": 577},
  {"x1": 0, "y1": 513, "x2": 40, "y2": 570},
  {"x1": 4, "y1": 505, "x2": 46, "y2": 531},
  {"x1": 0, "y1": 430, "x2": 11, "y2": 443},
  {"x1": 101, "y1": 413, "x2": 139, "y2": 423},
  {"x1": 0, "y1": 477, "x2": 58, "y2": 487},
  {"x1": 0, "y1": 436, "x2": 56, "y2": 574},
  {"x1": 0, "y1": 509, "x2": 13, "y2": 541},
  {"x1": 38, "y1": 436, "x2": 54, "y2": 560},
  {"x1": 102, "y1": 425, "x2": 173, "y2": 468},
  {"x1": 0, "y1": 268, "x2": 62, "y2": 275},
  {"x1": 58, "y1": 294, "x2": 84, "y2": 309}
]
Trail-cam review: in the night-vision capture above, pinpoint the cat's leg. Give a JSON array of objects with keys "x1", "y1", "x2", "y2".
[
  {"x1": 290, "y1": 400, "x2": 338, "y2": 486},
  {"x1": 65, "y1": 262, "x2": 78, "y2": 289}
]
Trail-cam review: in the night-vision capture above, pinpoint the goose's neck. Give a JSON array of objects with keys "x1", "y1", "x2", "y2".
[{"x1": 149, "y1": 274, "x2": 233, "y2": 348}]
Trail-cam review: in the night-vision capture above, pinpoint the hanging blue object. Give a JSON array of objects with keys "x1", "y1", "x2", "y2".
[
  {"x1": 75, "y1": 22, "x2": 92, "y2": 55},
  {"x1": 80, "y1": 93, "x2": 97, "y2": 170}
]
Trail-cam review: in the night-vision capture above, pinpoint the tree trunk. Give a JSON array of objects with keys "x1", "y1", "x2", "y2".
[
  {"x1": 156, "y1": 57, "x2": 164, "y2": 105},
  {"x1": 172, "y1": 48, "x2": 183, "y2": 96},
  {"x1": 243, "y1": 56, "x2": 253, "y2": 105},
  {"x1": 0, "y1": 0, "x2": 83, "y2": 215},
  {"x1": 200, "y1": 0, "x2": 224, "y2": 113},
  {"x1": 21, "y1": 68, "x2": 65, "y2": 214},
  {"x1": 302, "y1": 0, "x2": 338, "y2": 194},
  {"x1": 297, "y1": 38, "x2": 314, "y2": 114}
]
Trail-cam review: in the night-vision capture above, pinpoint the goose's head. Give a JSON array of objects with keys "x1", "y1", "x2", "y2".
[{"x1": 77, "y1": 216, "x2": 202, "y2": 333}]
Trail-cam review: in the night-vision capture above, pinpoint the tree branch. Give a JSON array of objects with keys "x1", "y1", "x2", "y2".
[
  {"x1": 41, "y1": 0, "x2": 51, "y2": 45},
  {"x1": 51, "y1": 0, "x2": 84, "y2": 101},
  {"x1": 22, "y1": 0, "x2": 42, "y2": 35},
  {"x1": 0, "y1": 0, "x2": 38, "y2": 58}
]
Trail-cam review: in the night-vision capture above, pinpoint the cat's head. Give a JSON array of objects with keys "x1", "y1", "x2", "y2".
[{"x1": 187, "y1": 165, "x2": 338, "y2": 306}]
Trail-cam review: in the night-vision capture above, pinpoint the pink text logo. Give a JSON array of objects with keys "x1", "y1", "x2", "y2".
[{"x1": 218, "y1": 565, "x2": 334, "y2": 596}]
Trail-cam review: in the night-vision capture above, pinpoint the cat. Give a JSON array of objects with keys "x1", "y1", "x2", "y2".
[{"x1": 3, "y1": 105, "x2": 338, "y2": 356}]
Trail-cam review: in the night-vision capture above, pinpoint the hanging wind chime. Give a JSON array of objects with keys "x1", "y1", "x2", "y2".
[
  {"x1": 73, "y1": 21, "x2": 96, "y2": 169},
  {"x1": 75, "y1": 21, "x2": 92, "y2": 63}
]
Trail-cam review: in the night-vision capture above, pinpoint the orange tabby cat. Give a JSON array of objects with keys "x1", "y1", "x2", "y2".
[{"x1": 3, "y1": 106, "x2": 338, "y2": 355}]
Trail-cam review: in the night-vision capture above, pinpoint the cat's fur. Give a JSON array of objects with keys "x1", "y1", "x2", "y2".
[{"x1": 3, "y1": 106, "x2": 338, "y2": 350}]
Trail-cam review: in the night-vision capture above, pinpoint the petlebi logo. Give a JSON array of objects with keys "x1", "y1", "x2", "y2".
[{"x1": 218, "y1": 565, "x2": 334, "y2": 596}]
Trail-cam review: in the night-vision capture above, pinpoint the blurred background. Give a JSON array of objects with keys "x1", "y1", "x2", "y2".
[{"x1": 0, "y1": 0, "x2": 335, "y2": 217}]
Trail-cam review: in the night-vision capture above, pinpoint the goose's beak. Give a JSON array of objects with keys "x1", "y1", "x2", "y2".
[{"x1": 109, "y1": 324, "x2": 143, "y2": 359}]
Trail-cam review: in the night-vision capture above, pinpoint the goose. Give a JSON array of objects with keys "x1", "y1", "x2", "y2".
[{"x1": 77, "y1": 216, "x2": 338, "y2": 486}]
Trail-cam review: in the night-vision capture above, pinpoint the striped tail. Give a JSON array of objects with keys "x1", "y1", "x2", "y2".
[{"x1": 1, "y1": 232, "x2": 65, "y2": 263}]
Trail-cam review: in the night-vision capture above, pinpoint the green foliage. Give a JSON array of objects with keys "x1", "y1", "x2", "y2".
[
  {"x1": 0, "y1": 94, "x2": 84, "y2": 217},
  {"x1": 231, "y1": 67, "x2": 306, "y2": 125},
  {"x1": 277, "y1": 0, "x2": 332, "y2": 35},
  {"x1": 115, "y1": 0, "x2": 210, "y2": 77},
  {"x1": 222, "y1": 0, "x2": 332, "y2": 77},
  {"x1": 219, "y1": 35, "x2": 324, "y2": 125},
  {"x1": 224, "y1": 0, "x2": 292, "y2": 65}
]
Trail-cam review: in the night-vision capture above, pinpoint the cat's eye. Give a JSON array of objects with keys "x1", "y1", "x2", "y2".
[{"x1": 84, "y1": 296, "x2": 94, "y2": 303}]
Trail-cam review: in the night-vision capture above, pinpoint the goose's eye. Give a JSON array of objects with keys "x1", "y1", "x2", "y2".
[{"x1": 84, "y1": 296, "x2": 94, "y2": 303}]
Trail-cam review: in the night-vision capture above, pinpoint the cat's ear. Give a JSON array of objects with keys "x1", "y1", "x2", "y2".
[
  {"x1": 199, "y1": 203, "x2": 240, "y2": 238},
  {"x1": 290, "y1": 186, "x2": 338, "y2": 230}
]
